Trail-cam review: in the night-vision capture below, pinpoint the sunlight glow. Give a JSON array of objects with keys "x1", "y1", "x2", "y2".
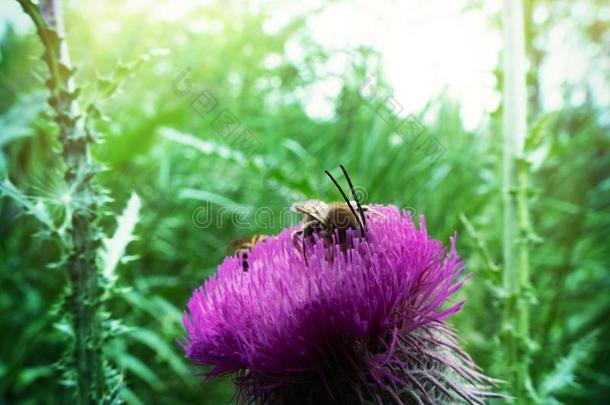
[
  {"x1": 1, "y1": 0, "x2": 606, "y2": 126},
  {"x1": 297, "y1": 0, "x2": 502, "y2": 128}
]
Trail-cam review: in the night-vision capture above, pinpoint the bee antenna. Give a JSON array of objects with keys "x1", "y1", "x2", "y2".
[
  {"x1": 324, "y1": 169, "x2": 365, "y2": 237},
  {"x1": 339, "y1": 164, "x2": 367, "y2": 231}
]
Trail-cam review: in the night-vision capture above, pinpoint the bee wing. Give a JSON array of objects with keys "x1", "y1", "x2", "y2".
[{"x1": 291, "y1": 199, "x2": 329, "y2": 223}]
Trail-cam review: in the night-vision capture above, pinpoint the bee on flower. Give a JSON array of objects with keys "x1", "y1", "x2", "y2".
[{"x1": 181, "y1": 199, "x2": 500, "y2": 404}]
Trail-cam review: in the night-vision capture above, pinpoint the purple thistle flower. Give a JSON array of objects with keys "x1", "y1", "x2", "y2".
[{"x1": 181, "y1": 205, "x2": 499, "y2": 404}]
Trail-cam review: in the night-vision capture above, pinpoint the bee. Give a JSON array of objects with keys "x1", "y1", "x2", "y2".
[
  {"x1": 228, "y1": 234, "x2": 269, "y2": 272},
  {"x1": 291, "y1": 165, "x2": 371, "y2": 263},
  {"x1": 291, "y1": 200, "x2": 369, "y2": 246}
]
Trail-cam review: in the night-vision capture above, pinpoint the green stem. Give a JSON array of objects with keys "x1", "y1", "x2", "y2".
[
  {"x1": 502, "y1": 0, "x2": 533, "y2": 401},
  {"x1": 16, "y1": 0, "x2": 106, "y2": 402}
]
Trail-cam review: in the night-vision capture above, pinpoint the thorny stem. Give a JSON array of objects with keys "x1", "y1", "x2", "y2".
[
  {"x1": 502, "y1": 0, "x2": 533, "y2": 401},
  {"x1": 16, "y1": 0, "x2": 106, "y2": 403}
]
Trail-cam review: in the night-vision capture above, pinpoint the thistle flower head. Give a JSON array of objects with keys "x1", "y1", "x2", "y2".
[{"x1": 181, "y1": 205, "x2": 498, "y2": 404}]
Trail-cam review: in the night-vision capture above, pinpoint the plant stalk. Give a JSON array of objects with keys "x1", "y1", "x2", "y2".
[
  {"x1": 17, "y1": 0, "x2": 106, "y2": 402},
  {"x1": 502, "y1": 0, "x2": 532, "y2": 401}
]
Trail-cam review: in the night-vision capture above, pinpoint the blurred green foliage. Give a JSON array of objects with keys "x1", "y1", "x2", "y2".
[{"x1": 1, "y1": 1, "x2": 609, "y2": 404}]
